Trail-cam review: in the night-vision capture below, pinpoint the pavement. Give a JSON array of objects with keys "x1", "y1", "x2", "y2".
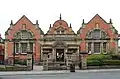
[{"x1": 1, "y1": 69, "x2": 120, "y2": 76}]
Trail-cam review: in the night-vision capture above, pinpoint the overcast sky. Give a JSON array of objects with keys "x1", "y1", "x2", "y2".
[{"x1": 0, "y1": 0, "x2": 120, "y2": 38}]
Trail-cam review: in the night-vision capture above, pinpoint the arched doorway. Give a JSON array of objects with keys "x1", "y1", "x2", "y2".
[{"x1": 53, "y1": 41, "x2": 67, "y2": 62}]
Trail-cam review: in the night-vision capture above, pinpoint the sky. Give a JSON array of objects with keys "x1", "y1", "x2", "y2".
[{"x1": 0, "y1": 0, "x2": 120, "y2": 38}]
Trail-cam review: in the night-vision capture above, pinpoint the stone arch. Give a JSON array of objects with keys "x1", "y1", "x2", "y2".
[
  {"x1": 14, "y1": 30, "x2": 34, "y2": 39},
  {"x1": 86, "y1": 28, "x2": 108, "y2": 39}
]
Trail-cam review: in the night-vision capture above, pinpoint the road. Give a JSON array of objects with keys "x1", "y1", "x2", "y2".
[{"x1": 0, "y1": 70, "x2": 120, "y2": 79}]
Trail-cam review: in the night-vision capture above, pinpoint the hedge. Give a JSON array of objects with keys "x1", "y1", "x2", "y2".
[
  {"x1": 103, "y1": 60, "x2": 120, "y2": 65},
  {"x1": 87, "y1": 60, "x2": 120, "y2": 66},
  {"x1": 15, "y1": 59, "x2": 27, "y2": 65},
  {"x1": 0, "y1": 66, "x2": 27, "y2": 71},
  {"x1": 87, "y1": 60, "x2": 102, "y2": 66},
  {"x1": 87, "y1": 54, "x2": 112, "y2": 60}
]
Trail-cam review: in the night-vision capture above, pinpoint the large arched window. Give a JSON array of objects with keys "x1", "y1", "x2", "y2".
[
  {"x1": 87, "y1": 29, "x2": 108, "y2": 54},
  {"x1": 14, "y1": 30, "x2": 34, "y2": 54},
  {"x1": 87, "y1": 29, "x2": 107, "y2": 39},
  {"x1": 15, "y1": 30, "x2": 33, "y2": 39}
]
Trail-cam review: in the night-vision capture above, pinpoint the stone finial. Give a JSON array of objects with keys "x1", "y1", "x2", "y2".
[
  {"x1": 82, "y1": 19, "x2": 84, "y2": 24},
  {"x1": 49, "y1": 24, "x2": 51, "y2": 28},
  {"x1": 10, "y1": 20, "x2": 13, "y2": 25},
  {"x1": 36, "y1": 20, "x2": 39, "y2": 25},
  {"x1": 60, "y1": 14, "x2": 62, "y2": 20},
  {"x1": 109, "y1": 18, "x2": 112, "y2": 24},
  {"x1": 70, "y1": 23, "x2": 72, "y2": 28}
]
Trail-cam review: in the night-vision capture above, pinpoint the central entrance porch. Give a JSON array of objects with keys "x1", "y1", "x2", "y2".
[{"x1": 56, "y1": 49, "x2": 64, "y2": 62}]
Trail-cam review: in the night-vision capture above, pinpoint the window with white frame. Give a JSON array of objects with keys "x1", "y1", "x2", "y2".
[
  {"x1": 15, "y1": 30, "x2": 33, "y2": 39},
  {"x1": 92, "y1": 29, "x2": 100, "y2": 39},
  {"x1": 21, "y1": 43, "x2": 27, "y2": 53},
  {"x1": 103, "y1": 42, "x2": 107, "y2": 53},
  {"x1": 88, "y1": 42, "x2": 91, "y2": 53},
  {"x1": 94, "y1": 42, "x2": 100, "y2": 53},
  {"x1": 15, "y1": 43, "x2": 19, "y2": 53},
  {"x1": 87, "y1": 29, "x2": 107, "y2": 39}
]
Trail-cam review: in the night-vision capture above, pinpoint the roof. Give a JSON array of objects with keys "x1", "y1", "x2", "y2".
[{"x1": 87, "y1": 14, "x2": 108, "y2": 24}]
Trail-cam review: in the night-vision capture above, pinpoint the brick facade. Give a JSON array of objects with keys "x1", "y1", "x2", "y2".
[
  {"x1": 5, "y1": 15, "x2": 43, "y2": 64},
  {"x1": 4, "y1": 14, "x2": 119, "y2": 64},
  {"x1": 77, "y1": 14, "x2": 118, "y2": 53}
]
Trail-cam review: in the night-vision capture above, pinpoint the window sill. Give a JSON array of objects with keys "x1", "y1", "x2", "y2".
[
  {"x1": 15, "y1": 53, "x2": 27, "y2": 55},
  {"x1": 93, "y1": 53, "x2": 101, "y2": 54}
]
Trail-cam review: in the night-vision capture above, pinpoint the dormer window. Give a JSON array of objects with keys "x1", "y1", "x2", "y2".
[
  {"x1": 56, "y1": 30, "x2": 65, "y2": 34},
  {"x1": 61, "y1": 30, "x2": 64, "y2": 34}
]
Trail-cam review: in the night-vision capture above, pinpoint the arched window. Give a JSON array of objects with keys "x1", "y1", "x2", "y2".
[
  {"x1": 15, "y1": 30, "x2": 33, "y2": 39},
  {"x1": 87, "y1": 29, "x2": 107, "y2": 39},
  {"x1": 92, "y1": 29, "x2": 100, "y2": 39},
  {"x1": 87, "y1": 29, "x2": 108, "y2": 54},
  {"x1": 56, "y1": 26, "x2": 65, "y2": 34}
]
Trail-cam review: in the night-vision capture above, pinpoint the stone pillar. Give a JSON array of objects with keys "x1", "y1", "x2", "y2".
[
  {"x1": 100, "y1": 42, "x2": 103, "y2": 53},
  {"x1": 77, "y1": 47, "x2": 80, "y2": 60},
  {"x1": 107, "y1": 43, "x2": 109, "y2": 53},
  {"x1": 86, "y1": 43, "x2": 88, "y2": 52},
  {"x1": 27, "y1": 52, "x2": 33, "y2": 70},
  {"x1": 91, "y1": 43, "x2": 94, "y2": 53},
  {"x1": 52, "y1": 48, "x2": 55, "y2": 60},
  {"x1": 4, "y1": 41, "x2": 8, "y2": 60},
  {"x1": 33, "y1": 43, "x2": 36, "y2": 62},
  {"x1": 80, "y1": 53, "x2": 87, "y2": 69},
  {"x1": 43, "y1": 54, "x2": 48, "y2": 71},
  {"x1": 41, "y1": 47, "x2": 43, "y2": 60},
  {"x1": 27, "y1": 42, "x2": 30, "y2": 51},
  {"x1": 64, "y1": 48, "x2": 67, "y2": 61},
  {"x1": 18, "y1": 43, "x2": 21, "y2": 53}
]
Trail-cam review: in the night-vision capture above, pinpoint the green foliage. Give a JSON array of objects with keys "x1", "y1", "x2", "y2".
[
  {"x1": 87, "y1": 54, "x2": 120, "y2": 66},
  {"x1": 0, "y1": 66, "x2": 27, "y2": 71},
  {"x1": 0, "y1": 67, "x2": 5, "y2": 71},
  {"x1": 87, "y1": 60, "x2": 102, "y2": 66},
  {"x1": 111, "y1": 54, "x2": 120, "y2": 60},
  {"x1": 103, "y1": 60, "x2": 120, "y2": 65},
  {"x1": 87, "y1": 54, "x2": 112, "y2": 61},
  {"x1": 87, "y1": 54, "x2": 112, "y2": 66},
  {"x1": 15, "y1": 59, "x2": 27, "y2": 65},
  {"x1": 108, "y1": 48, "x2": 116, "y2": 56}
]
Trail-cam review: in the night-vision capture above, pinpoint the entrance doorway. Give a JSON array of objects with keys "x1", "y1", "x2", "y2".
[{"x1": 56, "y1": 49, "x2": 64, "y2": 62}]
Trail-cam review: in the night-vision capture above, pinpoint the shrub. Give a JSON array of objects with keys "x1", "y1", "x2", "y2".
[
  {"x1": 15, "y1": 59, "x2": 27, "y2": 65},
  {"x1": 87, "y1": 60, "x2": 102, "y2": 66},
  {"x1": 0, "y1": 67, "x2": 5, "y2": 71},
  {"x1": 87, "y1": 54, "x2": 112, "y2": 66},
  {"x1": 103, "y1": 60, "x2": 120, "y2": 65},
  {"x1": 111, "y1": 54, "x2": 120, "y2": 60},
  {"x1": 87, "y1": 54, "x2": 112, "y2": 61}
]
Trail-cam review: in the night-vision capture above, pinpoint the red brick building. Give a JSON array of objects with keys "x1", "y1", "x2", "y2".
[
  {"x1": 5, "y1": 15, "x2": 44, "y2": 64},
  {"x1": 4, "y1": 14, "x2": 119, "y2": 65},
  {"x1": 77, "y1": 14, "x2": 119, "y2": 54}
]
